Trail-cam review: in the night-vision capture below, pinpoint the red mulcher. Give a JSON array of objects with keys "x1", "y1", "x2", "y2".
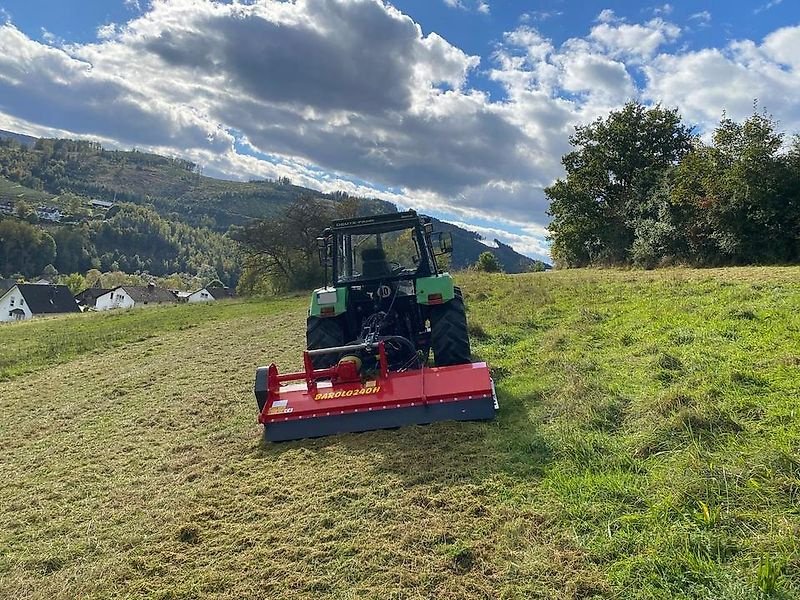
[
  {"x1": 255, "y1": 342, "x2": 497, "y2": 442},
  {"x1": 253, "y1": 210, "x2": 498, "y2": 442}
]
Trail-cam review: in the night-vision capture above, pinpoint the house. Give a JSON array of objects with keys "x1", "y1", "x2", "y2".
[
  {"x1": 95, "y1": 283, "x2": 178, "y2": 311},
  {"x1": 0, "y1": 284, "x2": 80, "y2": 322},
  {"x1": 0, "y1": 278, "x2": 16, "y2": 296},
  {"x1": 0, "y1": 201, "x2": 13, "y2": 215},
  {"x1": 90, "y1": 200, "x2": 114, "y2": 210},
  {"x1": 187, "y1": 286, "x2": 235, "y2": 303},
  {"x1": 74, "y1": 287, "x2": 112, "y2": 309},
  {"x1": 36, "y1": 206, "x2": 63, "y2": 222}
]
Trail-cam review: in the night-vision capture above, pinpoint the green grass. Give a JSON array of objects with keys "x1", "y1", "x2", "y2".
[
  {"x1": 0, "y1": 298, "x2": 303, "y2": 381},
  {"x1": 0, "y1": 267, "x2": 798, "y2": 599},
  {"x1": 0, "y1": 175, "x2": 54, "y2": 205}
]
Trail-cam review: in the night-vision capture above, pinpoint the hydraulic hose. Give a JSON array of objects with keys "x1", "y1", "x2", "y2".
[{"x1": 376, "y1": 335, "x2": 421, "y2": 369}]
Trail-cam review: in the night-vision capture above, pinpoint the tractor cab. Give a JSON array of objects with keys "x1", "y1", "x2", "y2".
[
  {"x1": 317, "y1": 211, "x2": 452, "y2": 287},
  {"x1": 308, "y1": 210, "x2": 465, "y2": 372}
]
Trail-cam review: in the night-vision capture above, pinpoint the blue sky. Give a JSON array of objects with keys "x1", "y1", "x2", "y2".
[
  {"x1": 0, "y1": 0, "x2": 798, "y2": 260},
  {"x1": 4, "y1": 1, "x2": 795, "y2": 55}
]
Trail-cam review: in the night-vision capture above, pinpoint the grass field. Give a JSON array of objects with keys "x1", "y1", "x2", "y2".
[
  {"x1": 1, "y1": 268, "x2": 798, "y2": 599},
  {"x1": 0, "y1": 175, "x2": 54, "y2": 205}
]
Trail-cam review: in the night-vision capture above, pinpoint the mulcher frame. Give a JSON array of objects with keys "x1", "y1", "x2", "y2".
[{"x1": 255, "y1": 342, "x2": 497, "y2": 442}]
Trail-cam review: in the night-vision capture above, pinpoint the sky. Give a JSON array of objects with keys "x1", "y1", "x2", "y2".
[{"x1": 0, "y1": 1, "x2": 798, "y2": 261}]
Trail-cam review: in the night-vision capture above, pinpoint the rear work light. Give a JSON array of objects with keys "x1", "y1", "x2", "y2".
[
  {"x1": 317, "y1": 290, "x2": 337, "y2": 304},
  {"x1": 427, "y1": 293, "x2": 443, "y2": 304}
]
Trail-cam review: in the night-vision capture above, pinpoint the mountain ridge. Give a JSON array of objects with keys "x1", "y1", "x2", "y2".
[
  {"x1": 0, "y1": 132, "x2": 548, "y2": 272},
  {"x1": 0, "y1": 129, "x2": 38, "y2": 147}
]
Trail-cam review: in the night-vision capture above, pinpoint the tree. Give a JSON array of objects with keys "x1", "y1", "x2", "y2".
[
  {"x1": 14, "y1": 199, "x2": 32, "y2": 220},
  {"x1": 87, "y1": 203, "x2": 238, "y2": 284},
  {"x1": 234, "y1": 195, "x2": 337, "y2": 292},
  {"x1": 474, "y1": 251, "x2": 501, "y2": 272},
  {"x1": 670, "y1": 109, "x2": 800, "y2": 264},
  {"x1": 529, "y1": 261, "x2": 547, "y2": 272},
  {"x1": 546, "y1": 101, "x2": 693, "y2": 266},
  {"x1": 99, "y1": 270, "x2": 145, "y2": 289},
  {"x1": 382, "y1": 229, "x2": 419, "y2": 269},
  {"x1": 63, "y1": 193, "x2": 89, "y2": 218},
  {"x1": 236, "y1": 264, "x2": 274, "y2": 296},
  {"x1": 85, "y1": 268, "x2": 103, "y2": 287},
  {"x1": 42, "y1": 263, "x2": 59, "y2": 281},
  {"x1": 0, "y1": 218, "x2": 57, "y2": 277},
  {"x1": 331, "y1": 192, "x2": 361, "y2": 220},
  {"x1": 197, "y1": 264, "x2": 220, "y2": 285},
  {"x1": 59, "y1": 272, "x2": 87, "y2": 294},
  {"x1": 52, "y1": 226, "x2": 93, "y2": 274},
  {"x1": 785, "y1": 136, "x2": 800, "y2": 259},
  {"x1": 156, "y1": 272, "x2": 191, "y2": 291}
]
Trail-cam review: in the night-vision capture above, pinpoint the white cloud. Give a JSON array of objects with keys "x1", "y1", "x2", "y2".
[
  {"x1": 589, "y1": 18, "x2": 680, "y2": 59},
  {"x1": 491, "y1": 26, "x2": 639, "y2": 111},
  {"x1": 642, "y1": 27, "x2": 800, "y2": 133},
  {"x1": 0, "y1": 23, "x2": 231, "y2": 151},
  {"x1": 519, "y1": 10, "x2": 562, "y2": 23},
  {"x1": 0, "y1": 1, "x2": 549, "y2": 257},
  {"x1": 443, "y1": 0, "x2": 489, "y2": 15},
  {"x1": 561, "y1": 53, "x2": 635, "y2": 102},
  {"x1": 124, "y1": 0, "x2": 141, "y2": 10},
  {"x1": 762, "y1": 26, "x2": 800, "y2": 67},
  {"x1": 755, "y1": 0, "x2": 783, "y2": 14},
  {"x1": 596, "y1": 9, "x2": 620, "y2": 24},
  {"x1": 2, "y1": 1, "x2": 800, "y2": 263},
  {"x1": 653, "y1": 3, "x2": 673, "y2": 16},
  {"x1": 40, "y1": 28, "x2": 61, "y2": 45},
  {"x1": 449, "y1": 220, "x2": 551, "y2": 259},
  {"x1": 689, "y1": 11, "x2": 711, "y2": 27},
  {"x1": 96, "y1": 23, "x2": 118, "y2": 40}
]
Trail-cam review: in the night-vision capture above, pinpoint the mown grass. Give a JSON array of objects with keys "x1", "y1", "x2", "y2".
[
  {"x1": 0, "y1": 298, "x2": 303, "y2": 381},
  {"x1": 0, "y1": 267, "x2": 798, "y2": 599}
]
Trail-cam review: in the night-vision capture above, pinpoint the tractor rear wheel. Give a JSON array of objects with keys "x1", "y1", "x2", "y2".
[
  {"x1": 306, "y1": 316, "x2": 345, "y2": 368},
  {"x1": 430, "y1": 296, "x2": 471, "y2": 366}
]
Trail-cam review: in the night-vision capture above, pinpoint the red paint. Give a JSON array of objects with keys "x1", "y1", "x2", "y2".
[{"x1": 258, "y1": 361, "x2": 492, "y2": 425}]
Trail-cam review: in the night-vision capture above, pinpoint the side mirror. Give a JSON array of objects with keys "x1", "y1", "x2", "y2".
[
  {"x1": 317, "y1": 237, "x2": 333, "y2": 267},
  {"x1": 432, "y1": 231, "x2": 453, "y2": 255}
]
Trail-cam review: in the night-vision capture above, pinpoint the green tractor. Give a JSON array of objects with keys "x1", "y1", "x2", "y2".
[{"x1": 307, "y1": 210, "x2": 471, "y2": 371}]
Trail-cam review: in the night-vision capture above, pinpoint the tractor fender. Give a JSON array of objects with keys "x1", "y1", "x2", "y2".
[
  {"x1": 415, "y1": 273, "x2": 455, "y2": 306},
  {"x1": 309, "y1": 286, "x2": 348, "y2": 317}
]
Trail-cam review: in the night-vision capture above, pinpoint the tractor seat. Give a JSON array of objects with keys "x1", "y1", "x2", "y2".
[{"x1": 361, "y1": 247, "x2": 391, "y2": 278}]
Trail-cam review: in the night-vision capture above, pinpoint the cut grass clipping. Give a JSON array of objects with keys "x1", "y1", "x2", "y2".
[{"x1": 0, "y1": 267, "x2": 798, "y2": 599}]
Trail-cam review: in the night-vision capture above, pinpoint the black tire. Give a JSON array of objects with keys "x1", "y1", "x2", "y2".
[
  {"x1": 430, "y1": 295, "x2": 471, "y2": 366},
  {"x1": 306, "y1": 316, "x2": 345, "y2": 368}
]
